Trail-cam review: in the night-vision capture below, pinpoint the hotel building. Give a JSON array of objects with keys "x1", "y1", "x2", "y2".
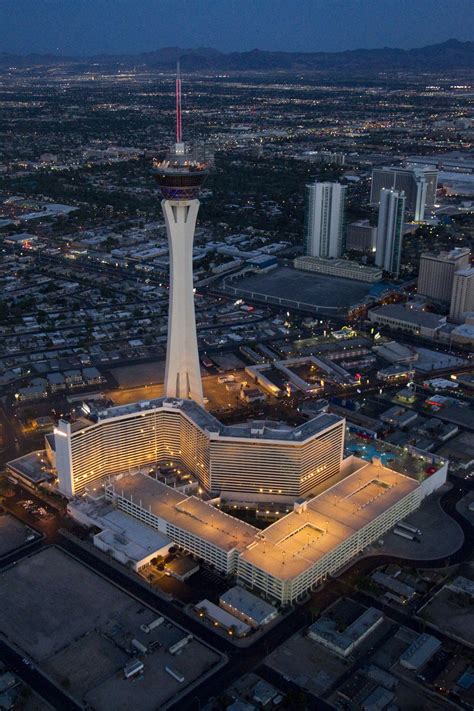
[{"x1": 54, "y1": 397, "x2": 345, "y2": 500}]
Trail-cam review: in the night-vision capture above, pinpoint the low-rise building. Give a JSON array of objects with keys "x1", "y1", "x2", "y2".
[
  {"x1": 369, "y1": 304, "x2": 446, "y2": 339},
  {"x1": 294, "y1": 255, "x2": 382, "y2": 282},
  {"x1": 105, "y1": 473, "x2": 258, "y2": 576},
  {"x1": 372, "y1": 571, "x2": 416, "y2": 599},
  {"x1": 101, "y1": 457, "x2": 427, "y2": 605},
  {"x1": 196, "y1": 599, "x2": 251, "y2": 637},
  {"x1": 395, "y1": 388, "x2": 417, "y2": 405},
  {"x1": 47, "y1": 372, "x2": 66, "y2": 392},
  {"x1": 219, "y1": 586, "x2": 278, "y2": 628},
  {"x1": 399, "y1": 633, "x2": 441, "y2": 670},
  {"x1": 64, "y1": 369, "x2": 84, "y2": 387},
  {"x1": 16, "y1": 384, "x2": 48, "y2": 402},
  {"x1": 236, "y1": 461, "x2": 422, "y2": 604},
  {"x1": 380, "y1": 406, "x2": 418, "y2": 428},
  {"x1": 308, "y1": 606, "x2": 383, "y2": 657},
  {"x1": 82, "y1": 367, "x2": 104, "y2": 385},
  {"x1": 164, "y1": 556, "x2": 200, "y2": 581},
  {"x1": 377, "y1": 365, "x2": 416, "y2": 383},
  {"x1": 374, "y1": 341, "x2": 419, "y2": 365}
]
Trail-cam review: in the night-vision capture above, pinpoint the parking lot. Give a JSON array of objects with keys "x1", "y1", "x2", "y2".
[
  {"x1": 107, "y1": 369, "x2": 260, "y2": 415},
  {"x1": 235, "y1": 267, "x2": 373, "y2": 310}
]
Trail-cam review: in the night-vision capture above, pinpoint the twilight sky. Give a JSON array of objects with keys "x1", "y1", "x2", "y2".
[{"x1": 1, "y1": 0, "x2": 473, "y2": 55}]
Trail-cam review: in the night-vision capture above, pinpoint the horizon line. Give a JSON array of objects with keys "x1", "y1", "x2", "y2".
[{"x1": 0, "y1": 37, "x2": 470, "y2": 59}]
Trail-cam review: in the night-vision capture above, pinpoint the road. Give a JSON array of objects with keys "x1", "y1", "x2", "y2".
[{"x1": 0, "y1": 635, "x2": 81, "y2": 710}]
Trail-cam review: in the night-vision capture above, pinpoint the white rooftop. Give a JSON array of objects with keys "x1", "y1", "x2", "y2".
[
  {"x1": 109, "y1": 472, "x2": 258, "y2": 553},
  {"x1": 239, "y1": 459, "x2": 419, "y2": 580},
  {"x1": 93, "y1": 508, "x2": 171, "y2": 563},
  {"x1": 219, "y1": 585, "x2": 277, "y2": 624}
]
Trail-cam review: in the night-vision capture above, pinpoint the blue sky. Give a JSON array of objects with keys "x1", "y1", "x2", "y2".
[{"x1": 1, "y1": 0, "x2": 473, "y2": 55}]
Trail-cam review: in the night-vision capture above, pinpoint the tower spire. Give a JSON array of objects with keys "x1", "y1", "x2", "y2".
[{"x1": 176, "y1": 60, "x2": 182, "y2": 145}]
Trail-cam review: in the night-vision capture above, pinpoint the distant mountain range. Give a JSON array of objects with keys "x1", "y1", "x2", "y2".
[{"x1": 1, "y1": 39, "x2": 473, "y2": 72}]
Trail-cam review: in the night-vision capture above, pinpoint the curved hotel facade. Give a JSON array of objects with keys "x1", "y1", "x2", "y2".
[{"x1": 54, "y1": 397, "x2": 344, "y2": 500}]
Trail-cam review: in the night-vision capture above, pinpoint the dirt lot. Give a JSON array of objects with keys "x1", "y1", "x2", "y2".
[
  {"x1": 0, "y1": 513, "x2": 38, "y2": 557},
  {"x1": 0, "y1": 547, "x2": 224, "y2": 709},
  {"x1": 418, "y1": 586, "x2": 474, "y2": 646}
]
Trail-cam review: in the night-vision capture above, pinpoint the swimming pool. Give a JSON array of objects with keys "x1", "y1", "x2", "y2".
[{"x1": 346, "y1": 442, "x2": 396, "y2": 465}]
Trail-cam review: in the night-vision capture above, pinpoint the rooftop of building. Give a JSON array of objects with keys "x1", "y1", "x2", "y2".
[
  {"x1": 376, "y1": 164, "x2": 438, "y2": 176},
  {"x1": 238, "y1": 458, "x2": 419, "y2": 580},
  {"x1": 64, "y1": 396, "x2": 342, "y2": 443},
  {"x1": 108, "y1": 472, "x2": 258, "y2": 553},
  {"x1": 295, "y1": 255, "x2": 382, "y2": 275},
  {"x1": 308, "y1": 606, "x2": 383, "y2": 651},
  {"x1": 196, "y1": 599, "x2": 251, "y2": 636},
  {"x1": 374, "y1": 340, "x2": 418, "y2": 360},
  {"x1": 94, "y1": 508, "x2": 172, "y2": 562},
  {"x1": 219, "y1": 585, "x2": 277, "y2": 623},
  {"x1": 370, "y1": 304, "x2": 446, "y2": 328},
  {"x1": 7, "y1": 450, "x2": 54, "y2": 484},
  {"x1": 421, "y1": 247, "x2": 470, "y2": 261},
  {"x1": 344, "y1": 428, "x2": 447, "y2": 479}
]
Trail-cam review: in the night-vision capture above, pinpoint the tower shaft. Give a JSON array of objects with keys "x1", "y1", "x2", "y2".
[{"x1": 162, "y1": 198, "x2": 203, "y2": 405}]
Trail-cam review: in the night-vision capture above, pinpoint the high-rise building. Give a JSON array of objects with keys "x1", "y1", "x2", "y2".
[
  {"x1": 370, "y1": 165, "x2": 438, "y2": 221},
  {"x1": 53, "y1": 397, "x2": 345, "y2": 499},
  {"x1": 375, "y1": 189, "x2": 406, "y2": 277},
  {"x1": 305, "y1": 182, "x2": 346, "y2": 258},
  {"x1": 418, "y1": 248, "x2": 471, "y2": 303},
  {"x1": 152, "y1": 65, "x2": 207, "y2": 404},
  {"x1": 450, "y1": 268, "x2": 474, "y2": 322},
  {"x1": 345, "y1": 220, "x2": 377, "y2": 252}
]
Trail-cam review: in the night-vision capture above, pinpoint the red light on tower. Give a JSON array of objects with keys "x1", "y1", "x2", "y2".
[{"x1": 176, "y1": 61, "x2": 182, "y2": 144}]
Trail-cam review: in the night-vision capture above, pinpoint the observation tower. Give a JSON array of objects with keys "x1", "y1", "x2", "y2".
[{"x1": 153, "y1": 64, "x2": 208, "y2": 405}]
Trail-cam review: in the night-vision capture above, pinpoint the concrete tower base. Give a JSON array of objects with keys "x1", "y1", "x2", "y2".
[{"x1": 162, "y1": 198, "x2": 203, "y2": 405}]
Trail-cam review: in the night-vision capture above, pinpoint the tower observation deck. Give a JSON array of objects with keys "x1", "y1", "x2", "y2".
[{"x1": 152, "y1": 64, "x2": 207, "y2": 405}]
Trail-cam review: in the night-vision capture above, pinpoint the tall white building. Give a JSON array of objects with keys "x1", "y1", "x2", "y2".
[
  {"x1": 152, "y1": 65, "x2": 207, "y2": 404},
  {"x1": 450, "y1": 268, "x2": 474, "y2": 322},
  {"x1": 305, "y1": 182, "x2": 346, "y2": 258},
  {"x1": 418, "y1": 248, "x2": 470, "y2": 303},
  {"x1": 370, "y1": 165, "x2": 438, "y2": 221},
  {"x1": 375, "y1": 189, "x2": 406, "y2": 277},
  {"x1": 53, "y1": 397, "x2": 345, "y2": 499}
]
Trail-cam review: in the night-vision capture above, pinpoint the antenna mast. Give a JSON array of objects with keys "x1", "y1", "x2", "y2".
[{"x1": 176, "y1": 61, "x2": 182, "y2": 145}]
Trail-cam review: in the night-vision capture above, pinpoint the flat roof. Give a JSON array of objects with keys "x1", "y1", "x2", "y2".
[
  {"x1": 219, "y1": 585, "x2": 277, "y2": 623},
  {"x1": 7, "y1": 450, "x2": 53, "y2": 483},
  {"x1": 309, "y1": 607, "x2": 382, "y2": 650},
  {"x1": 295, "y1": 255, "x2": 382, "y2": 275},
  {"x1": 109, "y1": 472, "x2": 258, "y2": 553},
  {"x1": 238, "y1": 460, "x2": 419, "y2": 580},
  {"x1": 233, "y1": 266, "x2": 373, "y2": 308},
  {"x1": 67, "y1": 397, "x2": 342, "y2": 443},
  {"x1": 197, "y1": 599, "x2": 251, "y2": 635},
  {"x1": 95, "y1": 508, "x2": 171, "y2": 563},
  {"x1": 371, "y1": 305, "x2": 445, "y2": 329}
]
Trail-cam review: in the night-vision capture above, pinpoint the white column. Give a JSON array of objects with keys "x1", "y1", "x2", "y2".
[
  {"x1": 162, "y1": 198, "x2": 203, "y2": 405},
  {"x1": 55, "y1": 420, "x2": 74, "y2": 497}
]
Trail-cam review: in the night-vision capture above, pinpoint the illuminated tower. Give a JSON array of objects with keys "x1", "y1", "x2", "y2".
[
  {"x1": 305, "y1": 181, "x2": 346, "y2": 258},
  {"x1": 153, "y1": 64, "x2": 208, "y2": 404}
]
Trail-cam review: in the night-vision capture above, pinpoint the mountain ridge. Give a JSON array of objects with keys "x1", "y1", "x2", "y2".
[{"x1": 1, "y1": 39, "x2": 473, "y2": 71}]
